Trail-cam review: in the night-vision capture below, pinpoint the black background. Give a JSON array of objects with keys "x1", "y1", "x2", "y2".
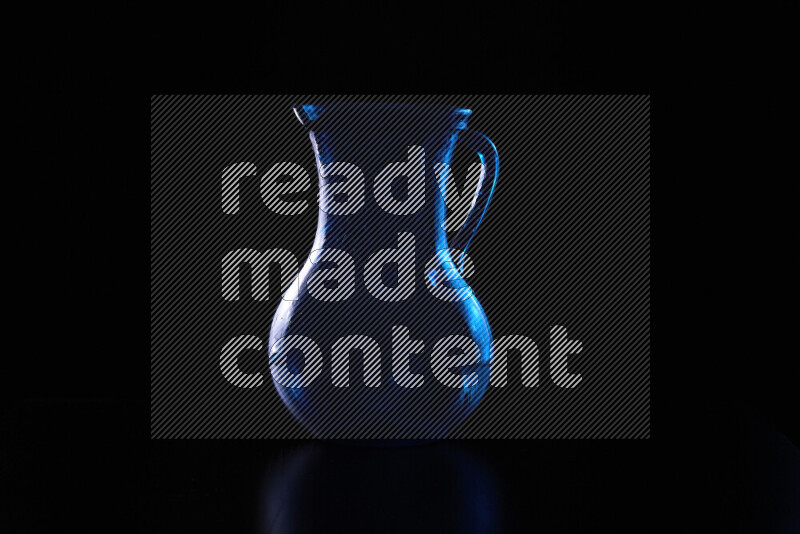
[{"x1": 6, "y1": 3, "x2": 799, "y2": 533}]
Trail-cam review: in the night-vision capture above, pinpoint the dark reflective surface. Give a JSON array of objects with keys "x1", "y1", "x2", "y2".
[
  {"x1": 259, "y1": 442, "x2": 501, "y2": 533},
  {"x1": 4, "y1": 401, "x2": 800, "y2": 532}
]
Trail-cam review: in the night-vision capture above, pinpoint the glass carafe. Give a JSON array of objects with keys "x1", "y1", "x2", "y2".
[{"x1": 269, "y1": 104, "x2": 499, "y2": 439}]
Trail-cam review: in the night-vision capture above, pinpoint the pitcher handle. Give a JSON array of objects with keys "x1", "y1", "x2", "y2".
[{"x1": 449, "y1": 129, "x2": 499, "y2": 271}]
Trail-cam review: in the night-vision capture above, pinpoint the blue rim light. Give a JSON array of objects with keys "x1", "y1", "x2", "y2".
[{"x1": 302, "y1": 105, "x2": 319, "y2": 120}]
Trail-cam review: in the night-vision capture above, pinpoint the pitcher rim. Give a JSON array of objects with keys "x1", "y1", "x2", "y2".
[{"x1": 292, "y1": 103, "x2": 473, "y2": 129}]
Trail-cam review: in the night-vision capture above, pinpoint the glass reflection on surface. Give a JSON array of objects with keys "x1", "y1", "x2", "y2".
[{"x1": 260, "y1": 441, "x2": 501, "y2": 533}]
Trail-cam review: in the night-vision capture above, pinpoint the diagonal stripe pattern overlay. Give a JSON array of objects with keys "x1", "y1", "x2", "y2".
[{"x1": 151, "y1": 95, "x2": 650, "y2": 439}]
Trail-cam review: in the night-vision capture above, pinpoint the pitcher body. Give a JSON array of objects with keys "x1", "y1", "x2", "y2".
[{"x1": 269, "y1": 104, "x2": 499, "y2": 439}]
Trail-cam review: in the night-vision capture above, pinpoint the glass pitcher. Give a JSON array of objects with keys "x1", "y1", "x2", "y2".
[{"x1": 269, "y1": 103, "x2": 499, "y2": 440}]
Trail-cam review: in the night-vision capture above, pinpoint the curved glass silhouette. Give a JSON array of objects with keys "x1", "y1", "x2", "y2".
[{"x1": 269, "y1": 104, "x2": 499, "y2": 439}]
